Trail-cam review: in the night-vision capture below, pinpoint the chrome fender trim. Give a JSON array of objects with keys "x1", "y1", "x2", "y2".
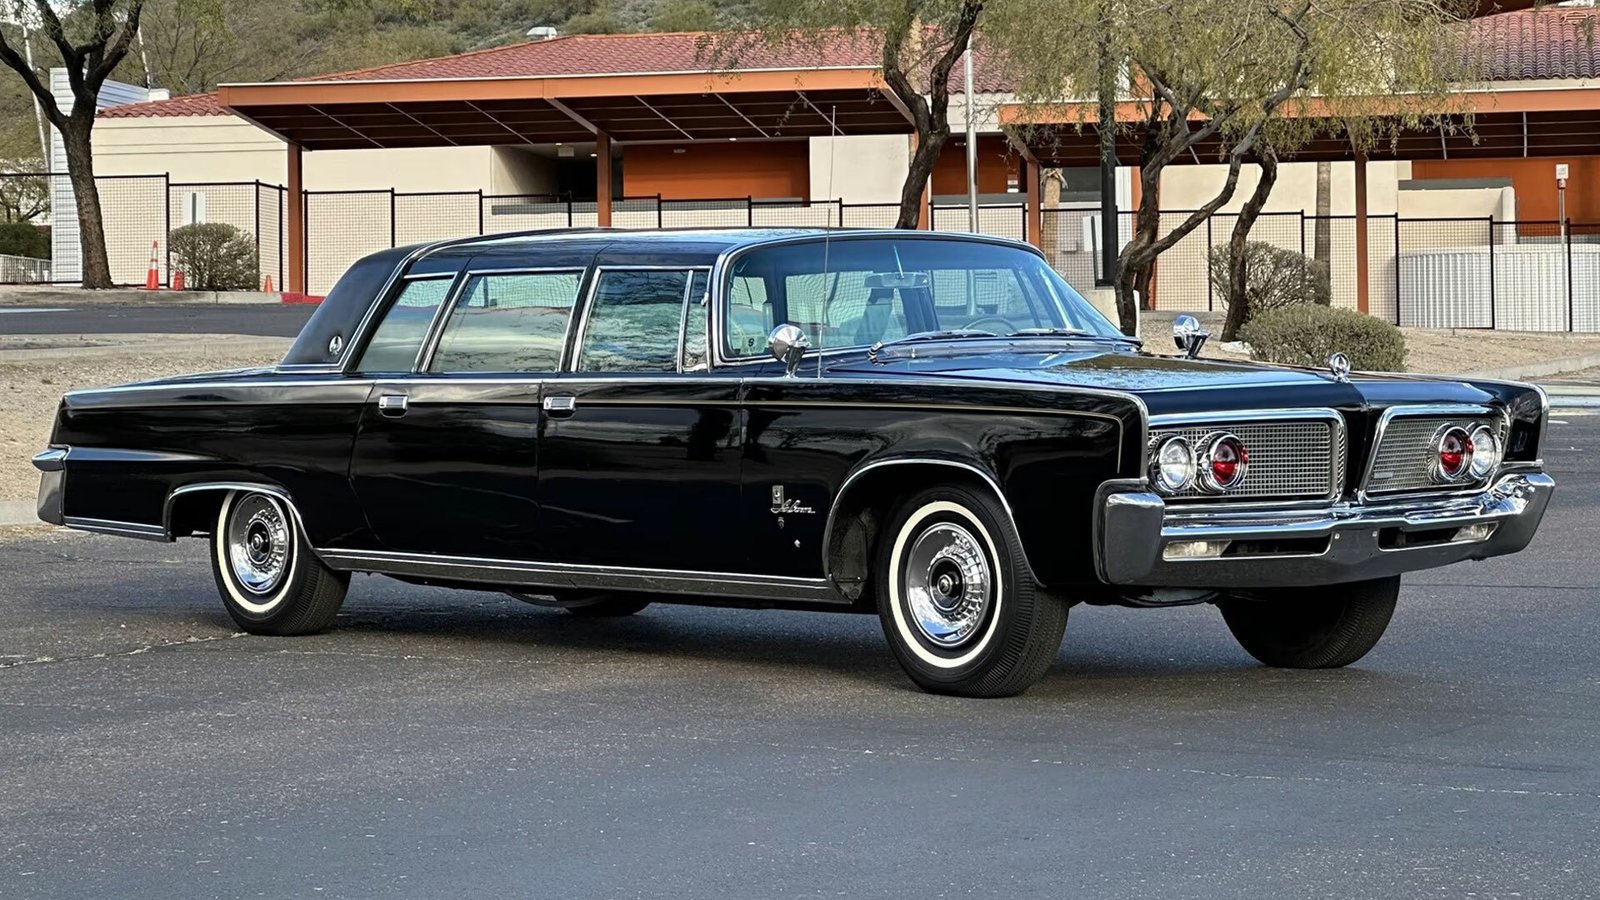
[{"x1": 821, "y1": 456, "x2": 1036, "y2": 585}]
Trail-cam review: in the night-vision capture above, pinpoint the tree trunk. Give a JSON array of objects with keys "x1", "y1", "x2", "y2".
[
  {"x1": 897, "y1": 131, "x2": 946, "y2": 229},
  {"x1": 1041, "y1": 169, "x2": 1062, "y2": 264},
  {"x1": 1222, "y1": 147, "x2": 1280, "y2": 342},
  {"x1": 61, "y1": 114, "x2": 114, "y2": 289},
  {"x1": 1113, "y1": 166, "x2": 1162, "y2": 334},
  {"x1": 1313, "y1": 160, "x2": 1330, "y2": 264}
]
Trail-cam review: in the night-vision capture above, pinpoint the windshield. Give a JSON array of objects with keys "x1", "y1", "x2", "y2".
[{"x1": 722, "y1": 236, "x2": 1124, "y2": 358}]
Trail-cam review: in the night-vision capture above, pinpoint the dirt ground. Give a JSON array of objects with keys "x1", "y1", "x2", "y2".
[{"x1": 2, "y1": 348, "x2": 285, "y2": 501}]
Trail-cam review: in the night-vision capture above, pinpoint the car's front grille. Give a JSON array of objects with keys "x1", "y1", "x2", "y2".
[
  {"x1": 1365, "y1": 412, "x2": 1504, "y2": 495},
  {"x1": 1153, "y1": 418, "x2": 1342, "y2": 502}
]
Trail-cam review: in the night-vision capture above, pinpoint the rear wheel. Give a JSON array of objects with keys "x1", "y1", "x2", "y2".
[
  {"x1": 1217, "y1": 576, "x2": 1400, "y2": 668},
  {"x1": 874, "y1": 484, "x2": 1066, "y2": 698},
  {"x1": 210, "y1": 490, "x2": 347, "y2": 635}
]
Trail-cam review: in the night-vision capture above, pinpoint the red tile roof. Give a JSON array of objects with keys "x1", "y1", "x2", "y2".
[
  {"x1": 108, "y1": 13, "x2": 1596, "y2": 122},
  {"x1": 1465, "y1": 8, "x2": 1600, "y2": 80},
  {"x1": 102, "y1": 29, "x2": 1010, "y2": 119}
]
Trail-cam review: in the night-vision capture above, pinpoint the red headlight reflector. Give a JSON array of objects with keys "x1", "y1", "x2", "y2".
[{"x1": 1197, "y1": 433, "x2": 1249, "y2": 493}]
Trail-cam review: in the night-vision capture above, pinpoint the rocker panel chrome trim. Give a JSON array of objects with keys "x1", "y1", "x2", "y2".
[{"x1": 315, "y1": 548, "x2": 848, "y2": 603}]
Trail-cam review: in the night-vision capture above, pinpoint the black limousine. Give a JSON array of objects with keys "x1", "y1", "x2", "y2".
[{"x1": 34, "y1": 228, "x2": 1553, "y2": 696}]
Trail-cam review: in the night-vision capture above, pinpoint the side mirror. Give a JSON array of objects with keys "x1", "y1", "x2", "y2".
[
  {"x1": 768, "y1": 324, "x2": 811, "y2": 377},
  {"x1": 1173, "y1": 314, "x2": 1209, "y2": 360}
]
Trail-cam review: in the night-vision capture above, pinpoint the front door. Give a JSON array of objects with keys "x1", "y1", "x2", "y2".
[
  {"x1": 536, "y1": 268, "x2": 745, "y2": 573},
  {"x1": 349, "y1": 266, "x2": 587, "y2": 559}
]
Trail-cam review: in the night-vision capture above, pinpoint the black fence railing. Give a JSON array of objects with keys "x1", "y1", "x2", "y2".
[{"x1": 8, "y1": 171, "x2": 1600, "y2": 332}]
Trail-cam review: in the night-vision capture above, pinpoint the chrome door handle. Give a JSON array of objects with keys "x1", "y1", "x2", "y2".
[
  {"x1": 376, "y1": 394, "x2": 408, "y2": 417},
  {"x1": 542, "y1": 395, "x2": 577, "y2": 417}
]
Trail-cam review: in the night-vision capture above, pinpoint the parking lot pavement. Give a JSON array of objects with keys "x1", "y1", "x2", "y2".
[
  {"x1": 0, "y1": 303, "x2": 314, "y2": 337},
  {"x1": 1, "y1": 424, "x2": 1597, "y2": 899}
]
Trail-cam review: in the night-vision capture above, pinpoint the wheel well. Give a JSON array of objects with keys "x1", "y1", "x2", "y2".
[
  {"x1": 166, "y1": 488, "x2": 232, "y2": 539},
  {"x1": 825, "y1": 463, "x2": 1003, "y2": 607}
]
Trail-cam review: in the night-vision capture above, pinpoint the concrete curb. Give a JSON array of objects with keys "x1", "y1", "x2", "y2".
[
  {"x1": 0, "y1": 288, "x2": 286, "y2": 306},
  {"x1": 0, "y1": 337, "x2": 292, "y2": 363},
  {"x1": 0, "y1": 500, "x2": 37, "y2": 527},
  {"x1": 1463, "y1": 350, "x2": 1600, "y2": 383}
]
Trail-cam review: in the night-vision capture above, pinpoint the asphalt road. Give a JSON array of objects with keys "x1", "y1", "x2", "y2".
[
  {"x1": 0, "y1": 304, "x2": 314, "y2": 337},
  {"x1": 2, "y1": 420, "x2": 1597, "y2": 899}
]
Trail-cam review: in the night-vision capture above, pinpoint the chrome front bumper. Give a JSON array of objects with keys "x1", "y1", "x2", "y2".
[{"x1": 1096, "y1": 470, "x2": 1554, "y2": 588}]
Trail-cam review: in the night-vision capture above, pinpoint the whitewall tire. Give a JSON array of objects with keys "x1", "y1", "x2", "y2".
[
  {"x1": 210, "y1": 490, "x2": 348, "y2": 635},
  {"x1": 875, "y1": 484, "x2": 1067, "y2": 697}
]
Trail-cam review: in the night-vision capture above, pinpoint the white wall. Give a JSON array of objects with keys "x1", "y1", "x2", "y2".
[
  {"x1": 1157, "y1": 159, "x2": 1411, "y2": 216},
  {"x1": 808, "y1": 134, "x2": 909, "y2": 203}
]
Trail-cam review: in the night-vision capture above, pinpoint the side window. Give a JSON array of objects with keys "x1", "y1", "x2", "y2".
[
  {"x1": 681, "y1": 270, "x2": 710, "y2": 371},
  {"x1": 576, "y1": 269, "x2": 690, "y2": 373},
  {"x1": 727, "y1": 274, "x2": 771, "y2": 357},
  {"x1": 356, "y1": 277, "x2": 454, "y2": 372},
  {"x1": 429, "y1": 271, "x2": 582, "y2": 373}
]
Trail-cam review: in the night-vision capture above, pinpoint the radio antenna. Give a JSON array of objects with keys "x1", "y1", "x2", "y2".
[{"x1": 818, "y1": 104, "x2": 838, "y2": 379}]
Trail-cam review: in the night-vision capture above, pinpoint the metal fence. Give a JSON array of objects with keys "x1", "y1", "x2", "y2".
[
  {"x1": 9, "y1": 170, "x2": 1600, "y2": 333},
  {"x1": 0, "y1": 173, "x2": 285, "y2": 290}
]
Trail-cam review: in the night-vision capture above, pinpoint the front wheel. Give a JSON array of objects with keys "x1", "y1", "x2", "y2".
[
  {"x1": 210, "y1": 490, "x2": 348, "y2": 635},
  {"x1": 1217, "y1": 576, "x2": 1400, "y2": 669},
  {"x1": 875, "y1": 484, "x2": 1067, "y2": 698}
]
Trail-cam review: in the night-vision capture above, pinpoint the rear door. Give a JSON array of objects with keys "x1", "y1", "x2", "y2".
[
  {"x1": 349, "y1": 264, "x2": 588, "y2": 559},
  {"x1": 535, "y1": 267, "x2": 745, "y2": 572}
]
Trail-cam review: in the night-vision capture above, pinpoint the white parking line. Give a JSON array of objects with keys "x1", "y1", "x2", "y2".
[{"x1": 0, "y1": 308, "x2": 69, "y2": 314}]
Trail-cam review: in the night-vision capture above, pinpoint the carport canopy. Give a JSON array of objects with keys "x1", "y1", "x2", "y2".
[
  {"x1": 999, "y1": 85, "x2": 1600, "y2": 312},
  {"x1": 215, "y1": 34, "x2": 913, "y2": 293}
]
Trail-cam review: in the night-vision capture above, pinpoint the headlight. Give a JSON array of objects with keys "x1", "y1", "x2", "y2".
[
  {"x1": 1430, "y1": 425, "x2": 1473, "y2": 484},
  {"x1": 1196, "y1": 432, "x2": 1249, "y2": 493},
  {"x1": 1149, "y1": 435, "x2": 1197, "y2": 494},
  {"x1": 1468, "y1": 424, "x2": 1501, "y2": 479}
]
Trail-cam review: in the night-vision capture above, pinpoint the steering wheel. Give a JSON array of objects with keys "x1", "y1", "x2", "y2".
[{"x1": 962, "y1": 315, "x2": 1015, "y2": 333}]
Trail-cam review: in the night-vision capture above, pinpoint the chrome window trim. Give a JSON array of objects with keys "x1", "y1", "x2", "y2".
[
  {"x1": 677, "y1": 269, "x2": 713, "y2": 373},
  {"x1": 1147, "y1": 407, "x2": 1347, "y2": 508},
  {"x1": 337, "y1": 236, "x2": 484, "y2": 374},
  {"x1": 416, "y1": 266, "x2": 588, "y2": 375},
  {"x1": 1358, "y1": 403, "x2": 1507, "y2": 502},
  {"x1": 314, "y1": 547, "x2": 846, "y2": 604},
  {"x1": 821, "y1": 457, "x2": 1033, "y2": 581},
  {"x1": 569, "y1": 262, "x2": 707, "y2": 371},
  {"x1": 706, "y1": 231, "x2": 1054, "y2": 369}
]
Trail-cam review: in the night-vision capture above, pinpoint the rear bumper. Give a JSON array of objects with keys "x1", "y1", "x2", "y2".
[
  {"x1": 1096, "y1": 470, "x2": 1554, "y2": 589},
  {"x1": 33, "y1": 448, "x2": 66, "y2": 526}
]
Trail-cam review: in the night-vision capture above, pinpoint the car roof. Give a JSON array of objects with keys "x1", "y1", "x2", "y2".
[{"x1": 401, "y1": 227, "x2": 1036, "y2": 274}]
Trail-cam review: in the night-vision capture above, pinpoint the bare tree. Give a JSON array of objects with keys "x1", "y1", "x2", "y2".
[
  {"x1": 0, "y1": 0, "x2": 144, "y2": 288},
  {"x1": 725, "y1": 0, "x2": 983, "y2": 229},
  {"x1": 993, "y1": 0, "x2": 1480, "y2": 334}
]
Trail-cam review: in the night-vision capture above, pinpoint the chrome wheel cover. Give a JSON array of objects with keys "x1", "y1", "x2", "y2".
[
  {"x1": 903, "y1": 522, "x2": 993, "y2": 648},
  {"x1": 226, "y1": 494, "x2": 292, "y2": 596}
]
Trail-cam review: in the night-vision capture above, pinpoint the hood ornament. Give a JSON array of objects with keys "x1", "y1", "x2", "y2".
[{"x1": 1328, "y1": 351, "x2": 1351, "y2": 383}]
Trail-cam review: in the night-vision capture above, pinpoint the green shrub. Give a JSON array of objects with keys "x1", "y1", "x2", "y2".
[
  {"x1": 1208, "y1": 242, "x2": 1331, "y2": 323},
  {"x1": 1242, "y1": 304, "x2": 1407, "y2": 372},
  {"x1": 169, "y1": 222, "x2": 259, "y2": 291},
  {"x1": 0, "y1": 221, "x2": 48, "y2": 259}
]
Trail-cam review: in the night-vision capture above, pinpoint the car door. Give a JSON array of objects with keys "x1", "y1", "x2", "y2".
[
  {"x1": 349, "y1": 264, "x2": 588, "y2": 559},
  {"x1": 535, "y1": 267, "x2": 745, "y2": 572}
]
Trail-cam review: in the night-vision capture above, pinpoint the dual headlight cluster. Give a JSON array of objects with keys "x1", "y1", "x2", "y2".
[
  {"x1": 1430, "y1": 423, "x2": 1501, "y2": 484},
  {"x1": 1148, "y1": 432, "x2": 1248, "y2": 496}
]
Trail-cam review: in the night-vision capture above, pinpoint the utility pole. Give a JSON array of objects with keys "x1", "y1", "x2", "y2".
[
  {"x1": 1095, "y1": 23, "x2": 1118, "y2": 287},
  {"x1": 22, "y1": 27, "x2": 50, "y2": 170},
  {"x1": 965, "y1": 33, "x2": 978, "y2": 232}
]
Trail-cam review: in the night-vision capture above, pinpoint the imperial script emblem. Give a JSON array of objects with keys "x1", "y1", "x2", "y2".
[{"x1": 770, "y1": 485, "x2": 815, "y2": 515}]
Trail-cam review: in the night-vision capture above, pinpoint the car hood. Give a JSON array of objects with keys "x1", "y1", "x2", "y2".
[{"x1": 825, "y1": 345, "x2": 1503, "y2": 416}]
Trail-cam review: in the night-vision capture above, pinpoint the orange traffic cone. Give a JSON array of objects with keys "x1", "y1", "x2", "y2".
[
  {"x1": 144, "y1": 241, "x2": 160, "y2": 290},
  {"x1": 262, "y1": 275, "x2": 274, "y2": 292},
  {"x1": 172, "y1": 270, "x2": 185, "y2": 291}
]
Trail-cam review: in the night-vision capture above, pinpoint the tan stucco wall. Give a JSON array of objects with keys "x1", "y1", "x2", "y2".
[
  {"x1": 490, "y1": 148, "x2": 560, "y2": 195},
  {"x1": 94, "y1": 115, "x2": 497, "y2": 190},
  {"x1": 1156, "y1": 160, "x2": 1410, "y2": 217}
]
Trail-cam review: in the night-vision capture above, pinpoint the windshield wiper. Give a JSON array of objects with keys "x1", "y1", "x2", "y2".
[
  {"x1": 867, "y1": 329, "x2": 999, "y2": 362},
  {"x1": 1007, "y1": 326, "x2": 1093, "y2": 337}
]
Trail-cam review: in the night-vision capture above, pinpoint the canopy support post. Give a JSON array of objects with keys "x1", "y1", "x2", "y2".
[
  {"x1": 1355, "y1": 150, "x2": 1369, "y2": 315},
  {"x1": 287, "y1": 141, "x2": 305, "y2": 295},
  {"x1": 596, "y1": 132, "x2": 613, "y2": 227}
]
